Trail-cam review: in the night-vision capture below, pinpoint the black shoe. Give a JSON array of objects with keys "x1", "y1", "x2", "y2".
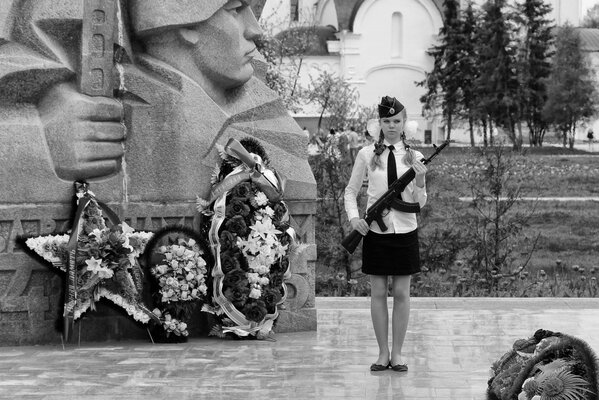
[
  {"x1": 390, "y1": 363, "x2": 408, "y2": 372},
  {"x1": 370, "y1": 362, "x2": 390, "y2": 371}
]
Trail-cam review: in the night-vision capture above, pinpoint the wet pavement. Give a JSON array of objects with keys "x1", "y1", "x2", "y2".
[{"x1": 1, "y1": 297, "x2": 598, "y2": 400}]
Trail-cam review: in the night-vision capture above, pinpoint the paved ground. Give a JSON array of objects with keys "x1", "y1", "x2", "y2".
[{"x1": 1, "y1": 297, "x2": 598, "y2": 400}]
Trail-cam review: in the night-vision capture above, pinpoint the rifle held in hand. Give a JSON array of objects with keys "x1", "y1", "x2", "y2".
[{"x1": 341, "y1": 140, "x2": 450, "y2": 254}]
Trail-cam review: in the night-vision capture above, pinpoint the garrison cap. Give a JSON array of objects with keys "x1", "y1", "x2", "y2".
[{"x1": 378, "y1": 96, "x2": 404, "y2": 118}]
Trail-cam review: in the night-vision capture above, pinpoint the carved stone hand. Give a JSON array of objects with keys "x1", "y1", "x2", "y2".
[{"x1": 38, "y1": 82, "x2": 125, "y2": 181}]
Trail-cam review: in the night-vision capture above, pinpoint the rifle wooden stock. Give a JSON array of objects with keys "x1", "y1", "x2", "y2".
[
  {"x1": 341, "y1": 229, "x2": 365, "y2": 254},
  {"x1": 341, "y1": 140, "x2": 450, "y2": 254}
]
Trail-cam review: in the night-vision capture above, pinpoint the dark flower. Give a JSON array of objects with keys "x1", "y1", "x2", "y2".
[
  {"x1": 240, "y1": 137, "x2": 269, "y2": 164},
  {"x1": 231, "y1": 182, "x2": 253, "y2": 200},
  {"x1": 220, "y1": 251, "x2": 241, "y2": 274},
  {"x1": 262, "y1": 288, "x2": 282, "y2": 309},
  {"x1": 270, "y1": 273, "x2": 285, "y2": 288},
  {"x1": 225, "y1": 215, "x2": 248, "y2": 237},
  {"x1": 219, "y1": 230, "x2": 237, "y2": 251},
  {"x1": 271, "y1": 257, "x2": 289, "y2": 273},
  {"x1": 242, "y1": 300, "x2": 268, "y2": 322},
  {"x1": 226, "y1": 198, "x2": 251, "y2": 218},
  {"x1": 128, "y1": 236, "x2": 142, "y2": 249},
  {"x1": 238, "y1": 255, "x2": 250, "y2": 272},
  {"x1": 272, "y1": 202, "x2": 288, "y2": 222},
  {"x1": 224, "y1": 286, "x2": 249, "y2": 305},
  {"x1": 277, "y1": 232, "x2": 290, "y2": 247},
  {"x1": 223, "y1": 268, "x2": 248, "y2": 289}
]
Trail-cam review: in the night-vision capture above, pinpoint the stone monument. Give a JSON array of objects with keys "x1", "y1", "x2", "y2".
[{"x1": 0, "y1": 0, "x2": 316, "y2": 344}]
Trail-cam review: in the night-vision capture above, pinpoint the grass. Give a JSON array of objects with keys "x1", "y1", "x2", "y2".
[
  {"x1": 418, "y1": 145, "x2": 599, "y2": 272},
  {"x1": 315, "y1": 144, "x2": 599, "y2": 297}
]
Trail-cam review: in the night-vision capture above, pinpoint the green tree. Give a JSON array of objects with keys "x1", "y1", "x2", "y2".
[
  {"x1": 582, "y1": 4, "x2": 599, "y2": 28},
  {"x1": 307, "y1": 70, "x2": 359, "y2": 133},
  {"x1": 256, "y1": 16, "x2": 318, "y2": 113},
  {"x1": 543, "y1": 24, "x2": 598, "y2": 148},
  {"x1": 514, "y1": 0, "x2": 554, "y2": 147},
  {"x1": 458, "y1": 1, "x2": 479, "y2": 147},
  {"x1": 474, "y1": 0, "x2": 521, "y2": 149},
  {"x1": 418, "y1": 0, "x2": 464, "y2": 140}
]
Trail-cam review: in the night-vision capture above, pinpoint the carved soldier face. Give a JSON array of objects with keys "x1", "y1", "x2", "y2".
[{"x1": 188, "y1": 0, "x2": 262, "y2": 90}]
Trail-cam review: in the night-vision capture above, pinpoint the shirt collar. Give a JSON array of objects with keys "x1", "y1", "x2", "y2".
[{"x1": 383, "y1": 140, "x2": 406, "y2": 152}]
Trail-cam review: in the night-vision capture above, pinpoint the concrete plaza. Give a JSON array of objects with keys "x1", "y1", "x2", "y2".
[{"x1": 1, "y1": 297, "x2": 598, "y2": 400}]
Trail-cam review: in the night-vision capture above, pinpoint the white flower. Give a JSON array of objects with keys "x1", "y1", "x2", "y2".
[
  {"x1": 249, "y1": 218, "x2": 281, "y2": 240},
  {"x1": 518, "y1": 392, "x2": 528, "y2": 400},
  {"x1": 165, "y1": 277, "x2": 178, "y2": 287},
  {"x1": 259, "y1": 277, "x2": 269, "y2": 286},
  {"x1": 120, "y1": 222, "x2": 135, "y2": 235},
  {"x1": 247, "y1": 272, "x2": 260, "y2": 284},
  {"x1": 85, "y1": 258, "x2": 114, "y2": 279},
  {"x1": 89, "y1": 228, "x2": 104, "y2": 240},
  {"x1": 262, "y1": 206, "x2": 274, "y2": 217},
  {"x1": 155, "y1": 265, "x2": 168, "y2": 275},
  {"x1": 183, "y1": 249, "x2": 195, "y2": 259},
  {"x1": 85, "y1": 256, "x2": 102, "y2": 270},
  {"x1": 121, "y1": 234, "x2": 133, "y2": 251},
  {"x1": 255, "y1": 265, "x2": 269, "y2": 275},
  {"x1": 254, "y1": 191, "x2": 268, "y2": 206},
  {"x1": 249, "y1": 288, "x2": 261, "y2": 299}
]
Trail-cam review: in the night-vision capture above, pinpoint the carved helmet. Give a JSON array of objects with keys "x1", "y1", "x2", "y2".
[{"x1": 128, "y1": 0, "x2": 229, "y2": 36}]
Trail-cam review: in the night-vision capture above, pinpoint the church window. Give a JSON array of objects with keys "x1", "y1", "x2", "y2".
[{"x1": 391, "y1": 12, "x2": 403, "y2": 58}]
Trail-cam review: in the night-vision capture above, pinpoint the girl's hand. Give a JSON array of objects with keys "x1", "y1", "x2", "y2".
[
  {"x1": 350, "y1": 217, "x2": 370, "y2": 236},
  {"x1": 412, "y1": 159, "x2": 427, "y2": 187}
]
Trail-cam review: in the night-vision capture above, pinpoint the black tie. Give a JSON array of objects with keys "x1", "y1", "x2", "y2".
[{"x1": 387, "y1": 145, "x2": 397, "y2": 188}]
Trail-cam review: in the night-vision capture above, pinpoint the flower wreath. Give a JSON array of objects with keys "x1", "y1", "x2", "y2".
[
  {"x1": 487, "y1": 329, "x2": 598, "y2": 400},
  {"x1": 198, "y1": 137, "x2": 298, "y2": 339},
  {"x1": 142, "y1": 225, "x2": 211, "y2": 340},
  {"x1": 22, "y1": 182, "x2": 159, "y2": 340}
]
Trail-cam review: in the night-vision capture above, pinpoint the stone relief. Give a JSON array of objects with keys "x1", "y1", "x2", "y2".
[{"x1": 0, "y1": 0, "x2": 316, "y2": 344}]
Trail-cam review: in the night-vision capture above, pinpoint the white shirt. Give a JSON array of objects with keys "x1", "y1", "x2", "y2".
[{"x1": 344, "y1": 142, "x2": 427, "y2": 234}]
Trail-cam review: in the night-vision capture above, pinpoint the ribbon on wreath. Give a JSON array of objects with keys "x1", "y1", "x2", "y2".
[
  {"x1": 63, "y1": 182, "x2": 122, "y2": 340},
  {"x1": 209, "y1": 138, "x2": 286, "y2": 204}
]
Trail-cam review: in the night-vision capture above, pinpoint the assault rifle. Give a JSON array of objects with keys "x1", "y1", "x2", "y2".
[{"x1": 341, "y1": 140, "x2": 450, "y2": 254}]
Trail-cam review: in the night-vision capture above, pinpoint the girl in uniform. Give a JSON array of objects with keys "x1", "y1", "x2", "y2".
[{"x1": 344, "y1": 96, "x2": 427, "y2": 372}]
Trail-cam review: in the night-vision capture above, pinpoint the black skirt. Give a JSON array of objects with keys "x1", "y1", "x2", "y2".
[{"x1": 362, "y1": 229, "x2": 421, "y2": 276}]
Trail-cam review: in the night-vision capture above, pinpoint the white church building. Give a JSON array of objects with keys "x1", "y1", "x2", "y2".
[{"x1": 259, "y1": 0, "x2": 584, "y2": 145}]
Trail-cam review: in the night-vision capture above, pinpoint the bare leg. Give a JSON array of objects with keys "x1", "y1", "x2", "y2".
[
  {"x1": 390, "y1": 275, "x2": 411, "y2": 366},
  {"x1": 370, "y1": 275, "x2": 390, "y2": 365}
]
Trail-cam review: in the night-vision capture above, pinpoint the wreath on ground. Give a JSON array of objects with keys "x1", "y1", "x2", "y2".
[{"x1": 487, "y1": 329, "x2": 598, "y2": 400}]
